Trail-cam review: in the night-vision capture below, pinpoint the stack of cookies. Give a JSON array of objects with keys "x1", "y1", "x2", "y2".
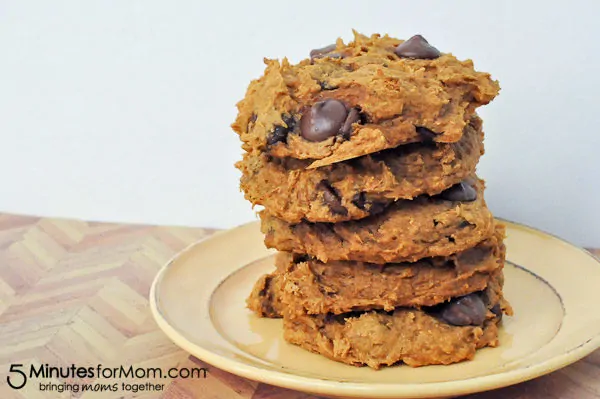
[{"x1": 232, "y1": 32, "x2": 512, "y2": 369}]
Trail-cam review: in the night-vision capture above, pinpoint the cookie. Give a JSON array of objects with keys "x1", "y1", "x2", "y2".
[
  {"x1": 231, "y1": 32, "x2": 499, "y2": 168},
  {"x1": 246, "y1": 269, "x2": 285, "y2": 318},
  {"x1": 283, "y1": 307, "x2": 502, "y2": 369},
  {"x1": 261, "y1": 177, "x2": 495, "y2": 263},
  {"x1": 247, "y1": 249, "x2": 512, "y2": 369},
  {"x1": 238, "y1": 115, "x2": 483, "y2": 224},
  {"x1": 247, "y1": 265, "x2": 510, "y2": 369},
  {"x1": 247, "y1": 254, "x2": 511, "y2": 320},
  {"x1": 282, "y1": 269, "x2": 511, "y2": 369},
  {"x1": 279, "y1": 226, "x2": 505, "y2": 315}
]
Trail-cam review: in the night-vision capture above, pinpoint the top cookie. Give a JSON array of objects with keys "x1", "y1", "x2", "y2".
[{"x1": 232, "y1": 31, "x2": 499, "y2": 167}]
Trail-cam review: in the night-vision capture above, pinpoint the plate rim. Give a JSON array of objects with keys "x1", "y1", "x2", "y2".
[{"x1": 149, "y1": 219, "x2": 600, "y2": 398}]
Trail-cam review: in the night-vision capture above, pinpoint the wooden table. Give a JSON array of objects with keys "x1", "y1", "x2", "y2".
[{"x1": 0, "y1": 213, "x2": 597, "y2": 399}]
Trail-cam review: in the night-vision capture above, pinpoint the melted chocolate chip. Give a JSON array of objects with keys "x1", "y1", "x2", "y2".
[
  {"x1": 394, "y1": 35, "x2": 441, "y2": 59},
  {"x1": 440, "y1": 293, "x2": 487, "y2": 326},
  {"x1": 351, "y1": 192, "x2": 367, "y2": 209},
  {"x1": 247, "y1": 113, "x2": 257, "y2": 132},
  {"x1": 490, "y1": 303, "x2": 504, "y2": 320},
  {"x1": 323, "y1": 190, "x2": 348, "y2": 215},
  {"x1": 267, "y1": 126, "x2": 288, "y2": 145},
  {"x1": 415, "y1": 126, "x2": 439, "y2": 142},
  {"x1": 266, "y1": 115, "x2": 295, "y2": 145},
  {"x1": 340, "y1": 108, "x2": 361, "y2": 139},
  {"x1": 300, "y1": 99, "x2": 348, "y2": 142},
  {"x1": 258, "y1": 275, "x2": 272, "y2": 297},
  {"x1": 324, "y1": 53, "x2": 342, "y2": 60},
  {"x1": 440, "y1": 181, "x2": 477, "y2": 202},
  {"x1": 491, "y1": 303, "x2": 503, "y2": 318},
  {"x1": 458, "y1": 220, "x2": 473, "y2": 228},
  {"x1": 310, "y1": 44, "x2": 342, "y2": 61},
  {"x1": 351, "y1": 193, "x2": 387, "y2": 215},
  {"x1": 318, "y1": 181, "x2": 347, "y2": 216},
  {"x1": 457, "y1": 246, "x2": 488, "y2": 265},
  {"x1": 368, "y1": 202, "x2": 387, "y2": 215}
]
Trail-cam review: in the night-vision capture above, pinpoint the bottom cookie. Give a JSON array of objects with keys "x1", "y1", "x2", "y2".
[
  {"x1": 283, "y1": 308, "x2": 502, "y2": 369},
  {"x1": 247, "y1": 264, "x2": 511, "y2": 369}
]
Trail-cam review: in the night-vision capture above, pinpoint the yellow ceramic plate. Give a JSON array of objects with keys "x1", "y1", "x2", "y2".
[{"x1": 149, "y1": 220, "x2": 600, "y2": 399}]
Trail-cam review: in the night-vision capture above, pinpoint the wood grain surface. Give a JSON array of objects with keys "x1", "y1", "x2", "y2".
[{"x1": 0, "y1": 213, "x2": 598, "y2": 399}]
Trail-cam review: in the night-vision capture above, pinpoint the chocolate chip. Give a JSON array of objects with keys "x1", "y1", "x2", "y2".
[
  {"x1": 266, "y1": 115, "x2": 295, "y2": 145},
  {"x1": 394, "y1": 35, "x2": 441, "y2": 59},
  {"x1": 326, "y1": 313, "x2": 349, "y2": 325},
  {"x1": 310, "y1": 44, "x2": 342, "y2": 61},
  {"x1": 458, "y1": 220, "x2": 473, "y2": 228},
  {"x1": 440, "y1": 181, "x2": 477, "y2": 202},
  {"x1": 323, "y1": 191, "x2": 348, "y2": 215},
  {"x1": 318, "y1": 181, "x2": 347, "y2": 216},
  {"x1": 310, "y1": 44, "x2": 335, "y2": 57},
  {"x1": 368, "y1": 202, "x2": 387, "y2": 215},
  {"x1": 340, "y1": 108, "x2": 361, "y2": 139},
  {"x1": 457, "y1": 246, "x2": 488, "y2": 265},
  {"x1": 300, "y1": 99, "x2": 348, "y2": 142},
  {"x1": 441, "y1": 293, "x2": 487, "y2": 326},
  {"x1": 480, "y1": 290, "x2": 492, "y2": 306},
  {"x1": 258, "y1": 275, "x2": 272, "y2": 297},
  {"x1": 464, "y1": 175, "x2": 478, "y2": 186},
  {"x1": 351, "y1": 192, "x2": 367, "y2": 209},
  {"x1": 351, "y1": 193, "x2": 387, "y2": 215},
  {"x1": 491, "y1": 303, "x2": 503, "y2": 318},
  {"x1": 416, "y1": 126, "x2": 439, "y2": 142},
  {"x1": 247, "y1": 113, "x2": 257, "y2": 132},
  {"x1": 267, "y1": 126, "x2": 288, "y2": 145}
]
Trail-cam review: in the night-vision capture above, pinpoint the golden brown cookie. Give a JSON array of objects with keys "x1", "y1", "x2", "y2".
[
  {"x1": 283, "y1": 307, "x2": 502, "y2": 369},
  {"x1": 247, "y1": 263, "x2": 510, "y2": 369},
  {"x1": 282, "y1": 267, "x2": 511, "y2": 369},
  {"x1": 231, "y1": 32, "x2": 499, "y2": 167},
  {"x1": 261, "y1": 177, "x2": 495, "y2": 263},
  {"x1": 279, "y1": 226, "x2": 505, "y2": 316},
  {"x1": 247, "y1": 255, "x2": 511, "y2": 319},
  {"x1": 238, "y1": 116, "x2": 483, "y2": 224},
  {"x1": 246, "y1": 270, "x2": 285, "y2": 318}
]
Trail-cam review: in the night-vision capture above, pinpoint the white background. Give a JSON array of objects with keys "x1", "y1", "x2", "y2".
[{"x1": 1, "y1": 1, "x2": 599, "y2": 246}]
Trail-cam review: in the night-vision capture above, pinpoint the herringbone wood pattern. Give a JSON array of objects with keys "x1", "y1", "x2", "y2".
[{"x1": 0, "y1": 214, "x2": 597, "y2": 399}]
